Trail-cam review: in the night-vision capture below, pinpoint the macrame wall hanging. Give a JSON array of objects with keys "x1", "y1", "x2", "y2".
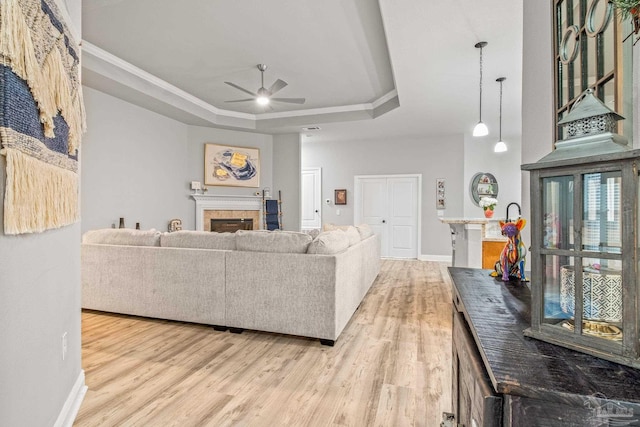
[{"x1": 0, "y1": 0, "x2": 85, "y2": 234}]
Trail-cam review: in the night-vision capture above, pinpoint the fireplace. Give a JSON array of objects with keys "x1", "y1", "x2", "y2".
[
  {"x1": 192, "y1": 195, "x2": 262, "y2": 231},
  {"x1": 211, "y1": 218, "x2": 254, "y2": 233}
]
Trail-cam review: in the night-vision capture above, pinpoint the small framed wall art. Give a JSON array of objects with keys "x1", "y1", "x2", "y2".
[
  {"x1": 204, "y1": 143, "x2": 260, "y2": 187},
  {"x1": 436, "y1": 178, "x2": 446, "y2": 209},
  {"x1": 335, "y1": 189, "x2": 347, "y2": 205}
]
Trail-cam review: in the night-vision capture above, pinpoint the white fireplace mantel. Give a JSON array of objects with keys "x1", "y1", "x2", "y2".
[{"x1": 191, "y1": 194, "x2": 262, "y2": 231}]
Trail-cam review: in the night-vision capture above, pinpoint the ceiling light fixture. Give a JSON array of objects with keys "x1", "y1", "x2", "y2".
[
  {"x1": 473, "y1": 41, "x2": 489, "y2": 137},
  {"x1": 256, "y1": 66, "x2": 270, "y2": 105},
  {"x1": 494, "y1": 77, "x2": 508, "y2": 153}
]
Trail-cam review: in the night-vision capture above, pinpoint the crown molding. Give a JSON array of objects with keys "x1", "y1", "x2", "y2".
[{"x1": 81, "y1": 42, "x2": 399, "y2": 134}]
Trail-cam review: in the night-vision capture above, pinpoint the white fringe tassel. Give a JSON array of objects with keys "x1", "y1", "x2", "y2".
[
  {"x1": 4, "y1": 148, "x2": 78, "y2": 234},
  {"x1": 0, "y1": 0, "x2": 85, "y2": 153}
]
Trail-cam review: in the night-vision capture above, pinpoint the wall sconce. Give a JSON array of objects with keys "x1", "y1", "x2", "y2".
[{"x1": 472, "y1": 41, "x2": 489, "y2": 137}]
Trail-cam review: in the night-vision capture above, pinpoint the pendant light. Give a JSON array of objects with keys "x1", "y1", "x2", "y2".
[
  {"x1": 494, "y1": 77, "x2": 508, "y2": 153},
  {"x1": 473, "y1": 41, "x2": 489, "y2": 137}
]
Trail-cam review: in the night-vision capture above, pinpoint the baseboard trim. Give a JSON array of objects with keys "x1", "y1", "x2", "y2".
[
  {"x1": 54, "y1": 370, "x2": 87, "y2": 427},
  {"x1": 418, "y1": 254, "x2": 452, "y2": 263}
]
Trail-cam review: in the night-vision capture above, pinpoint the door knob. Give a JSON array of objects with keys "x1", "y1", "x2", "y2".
[
  {"x1": 315, "y1": 210, "x2": 319, "y2": 213},
  {"x1": 382, "y1": 219, "x2": 386, "y2": 223}
]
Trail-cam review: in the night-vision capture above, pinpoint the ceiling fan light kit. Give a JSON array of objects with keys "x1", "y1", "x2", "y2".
[
  {"x1": 473, "y1": 41, "x2": 489, "y2": 137},
  {"x1": 225, "y1": 64, "x2": 306, "y2": 106}
]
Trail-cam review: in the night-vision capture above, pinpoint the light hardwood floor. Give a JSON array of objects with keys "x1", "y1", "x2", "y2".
[{"x1": 74, "y1": 260, "x2": 453, "y2": 427}]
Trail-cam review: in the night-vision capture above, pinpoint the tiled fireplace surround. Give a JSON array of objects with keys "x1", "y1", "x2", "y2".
[{"x1": 191, "y1": 194, "x2": 263, "y2": 231}]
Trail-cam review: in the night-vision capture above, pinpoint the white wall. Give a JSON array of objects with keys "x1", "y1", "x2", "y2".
[
  {"x1": 521, "y1": 0, "x2": 555, "y2": 252},
  {"x1": 634, "y1": 43, "x2": 639, "y2": 149},
  {"x1": 82, "y1": 88, "x2": 278, "y2": 232},
  {"x1": 81, "y1": 87, "x2": 190, "y2": 232},
  {"x1": 272, "y1": 134, "x2": 301, "y2": 231},
  {"x1": 0, "y1": 1, "x2": 84, "y2": 426},
  {"x1": 302, "y1": 135, "x2": 464, "y2": 258},
  {"x1": 186, "y1": 126, "x2": 273, "y2": 229},
  {"x1": 463, "y1": 133, "x2": 522, "y2": 218}
]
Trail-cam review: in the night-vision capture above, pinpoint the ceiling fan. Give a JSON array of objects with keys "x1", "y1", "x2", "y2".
[{"x1": 224, "y1": 64, "x2": 306, "y2": 106}]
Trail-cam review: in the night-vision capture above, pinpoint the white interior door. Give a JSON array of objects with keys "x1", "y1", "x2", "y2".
[
  {"x1": 301, "y1": 168, "x2": 322, "y2": 229},
  {"x1": 357, "y1": 177, "x2": 388, "y2": 254},
  {"x1": 387, "y1": 177, "x2": 418, "y2": 258},
  {"x1": 355, "y1": 175, "x2": 420, "y2": 259}
]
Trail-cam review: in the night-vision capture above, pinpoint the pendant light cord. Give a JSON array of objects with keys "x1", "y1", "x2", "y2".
[
  {"x1": 494, "y1": 76, "x2": 507, "y2": 152},
  {"x1": 479, "y1": 45, "x2": 483, "y2": 122},
  {"x1": 499, "y1": 78, "x2": 502, "y2": 141},
  {"x1": 473, "y1": 42, "x2": 488, "y2": 136}
]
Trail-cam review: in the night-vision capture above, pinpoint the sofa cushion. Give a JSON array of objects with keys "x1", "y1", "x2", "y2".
[
  {"x1": 82, "y1": 228, "x2": 161, "y2": 247},
  {"x1": 356, "y1": 223, "x2": 374, "y2": 240},
  {"x1": 344, "y1": 226, "x2": 361, "y2": 246},
  {"x1": 160, "y1": 230, "x2": 236, "y2": 250},
  {"x1": 235, "y1": 230, "x2": 313, "y2": 254},
  {"x1": 307, "y1": 230, "x2": 350, "y2": 254}
]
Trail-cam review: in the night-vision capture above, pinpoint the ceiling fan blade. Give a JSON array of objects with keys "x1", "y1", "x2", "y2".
[
  {"x1": 224, "y1": 98, "x2": 255, "y2": 103},
  {"x1": 224, "y1": 81, "x2": 257, "y2": 97},
  {"x1": 271, "y1": 97, "x2": 306, "y2": 104},
  {"x1": 268, "y1": 79, "x2": 288, "y2": 95}
]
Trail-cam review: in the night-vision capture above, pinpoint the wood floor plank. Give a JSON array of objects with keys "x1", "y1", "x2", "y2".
[{"x1": 74, "y1": 259, "x2": 453, "y2": 426}]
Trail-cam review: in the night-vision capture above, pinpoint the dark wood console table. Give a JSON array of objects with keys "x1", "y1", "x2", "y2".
[{"x1": 448, "y1": 267, "x2": 640, "y2": 427}]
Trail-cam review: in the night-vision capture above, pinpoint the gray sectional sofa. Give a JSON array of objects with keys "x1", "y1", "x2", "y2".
[{"x1": 81, "y1": 226, "x2": 380, "y2": 345}]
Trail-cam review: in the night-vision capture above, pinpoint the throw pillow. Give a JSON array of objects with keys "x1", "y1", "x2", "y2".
[
  {"x1": 344, "y1": 226, "x2": 361, "y2": 246},
  {"x1": 302, "y1": 228, "x2": 320, "y2": 239},
  {"x1": 356, "y1": 223, "x2": 375, "y2": 240},
  {"x1": 322, "y1": 223, "x2": 350, "y2": 232},
  {"x1": 307, "y1": 230, "x2": 350, "y2": 254}
]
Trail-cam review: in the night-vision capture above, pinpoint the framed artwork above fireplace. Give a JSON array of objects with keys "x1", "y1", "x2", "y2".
[{"x1": 204, "y1": 143, "x2": 260, "y2": 187}]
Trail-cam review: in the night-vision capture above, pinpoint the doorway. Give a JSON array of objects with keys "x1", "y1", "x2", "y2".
[
  {"x1": 301, "y1": 167, "x2": 322, "y2": 230},
  {"x1": 354, "y1": 174, "x2": 421, "y2": 259}
]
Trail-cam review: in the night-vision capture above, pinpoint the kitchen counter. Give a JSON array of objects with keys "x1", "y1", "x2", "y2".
[{"x1": 440, "y1": 217, "x2": 506, "y2": 267}]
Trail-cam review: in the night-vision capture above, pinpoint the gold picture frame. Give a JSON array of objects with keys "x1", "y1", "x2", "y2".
[
  {"x1": 335, "y1": 189, "x2": 347, "y2": 205},
  {"x1": 204, "y1": 143, "x2": 260, "y2": 188}
]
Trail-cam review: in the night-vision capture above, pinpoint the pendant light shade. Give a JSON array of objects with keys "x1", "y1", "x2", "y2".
[
  {"x1": 473, "y1": 41, "x2": 489, "y2": 137},
  {"x1": 473, "y1": 122, "x2": 489, "y2": 137},
  {"x1": 494, "y1": 77, "x2": 508, "y2": 153}
]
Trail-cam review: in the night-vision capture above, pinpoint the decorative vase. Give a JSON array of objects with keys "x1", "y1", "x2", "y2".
[
  {"x1": 119, "y1": 217, "x2": 125, "y2": 228},
  {"x1": 484, "y1": 209, "x2": 494, "y2": 218}
]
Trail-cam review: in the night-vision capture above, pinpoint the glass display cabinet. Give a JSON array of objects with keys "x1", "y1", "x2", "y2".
[{"x1": 522, "y1": 89, "x2": 640, "y2": 368}]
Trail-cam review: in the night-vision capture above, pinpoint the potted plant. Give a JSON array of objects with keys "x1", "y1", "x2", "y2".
[
  {"x1": 612, "y1": 0, "x2": 640, "y2": 33},
  {"x1": 479, "y1": 197, "x2": 498, "y2": 218}
]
